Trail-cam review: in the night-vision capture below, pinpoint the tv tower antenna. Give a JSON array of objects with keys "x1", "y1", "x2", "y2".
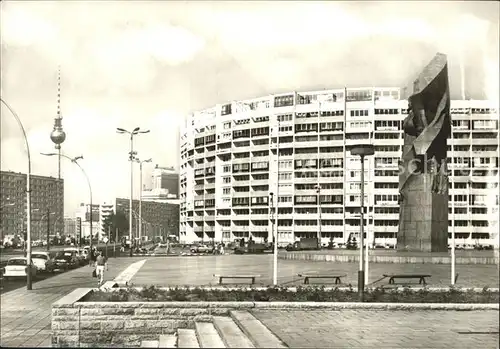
[{"x1": 50, "y1": 65, "x2": 67, "y2": 179}]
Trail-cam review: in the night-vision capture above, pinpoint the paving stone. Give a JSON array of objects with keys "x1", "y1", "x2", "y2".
[{"x1": 252, "y1": 309, "x2": 500, "y2": 348}]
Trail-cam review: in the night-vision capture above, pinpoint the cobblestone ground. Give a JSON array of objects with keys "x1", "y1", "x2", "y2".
[
  {"x1": 252, "y1": 309, "x2": 500, "y2": 348},
  {"x1": 130, "y1": 255, "x2": 499, "y2": 287}
]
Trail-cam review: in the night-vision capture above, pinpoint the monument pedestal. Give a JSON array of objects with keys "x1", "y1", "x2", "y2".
[{"x1": 398, "y1": 173, "x2": 448, "y2": 253}]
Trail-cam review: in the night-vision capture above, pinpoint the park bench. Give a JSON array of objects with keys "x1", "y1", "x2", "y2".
[
  {"x1": 298, "y1": 273, "x2": 347, "y2": 285},
  {"x1": 213, "y1": 274, "x2": 260, "y2": 285},
  {"x1": 383, "y1": 274, "x2": 431, "y2": 285}
]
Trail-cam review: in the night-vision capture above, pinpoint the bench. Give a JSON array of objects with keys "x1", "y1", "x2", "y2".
[
  {"x1": 298, "y1": 273, "x2": 347, "y2": 285},
  {"x1": 213, "y1": 274, "x2": 260, "y2": 285},
  {"x1": 383, "y1": 274, "x2": 431, "y2": 285}
]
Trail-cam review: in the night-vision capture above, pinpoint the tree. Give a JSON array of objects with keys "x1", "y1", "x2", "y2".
[{"x1": 105, "y1": 211, "x2": 129, "y2": 242}]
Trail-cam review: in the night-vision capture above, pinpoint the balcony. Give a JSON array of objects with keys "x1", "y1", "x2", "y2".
[
  {"x1": 250, "y1": 144, "x2": 270, "y2": 152},
  {"x1": 232, "y1": 226, "x2": 250, "y2": 233},
  {"x1": 373, "y1": 226, "x2": 399, "y2": 233},
  {"x1": 205, "y1": 182, "x2": 216, "y2": 189},
  {"x1": 250, "y1": 226, "x2": 269, "y2": 232},
  {"x1": 252, "y1": 156, "x2": 270, "y2": 162},
  {"x1": 250, "y1": 190, "x2": 269, "y2": 197},
  {"x1": 194, "y1": 184, "x2": 204, "y2": 190},
  {"x1": 233, "y1": 192, "x2": 250, "y2": 198},
  {"x1": 319, "y1": 139, "x2": 344, "y2": 147},
  {"x1": 294, "y1": 225, "x2": 319, "y2": 232},
  {"x1": 194, "y1": 226, "x2": 204, "y2": 233},
  {"x1": 194, "y1": 195, "x2": 204, "y2": 201},
  {"x1": 205, "y1": 194, "x2": 215, "y2": 200},
  {"x1": 233, "y1": 180, "x2": 250, "y2": 187},
  {"x1": 204, "y1": 216, "x2": 215, "y2": 221},
  {"x1": 232, "y1": 214, "x2": 250, "y2": 220},
  {"x1": 250, "y1": 214, "x2": 270, "y2": 220}
]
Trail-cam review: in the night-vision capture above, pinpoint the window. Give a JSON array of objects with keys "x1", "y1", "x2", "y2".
[
  {"x1": 251, "y1": 127, "x2": 269, "y2": 137},
  {"x1": 223, "y1": 165, "x2": 231, "y2": 173},
  {"x1": 274, "y1": 95, "x2": 294, "y2": 107},
  {"x1": 295, "y1": 124, "x2": 318, "y2": 133},
  {"x1": 223, "y1": 122, "x2": 231, "y2": 130},
  {"x1": 222, "y1": 188, "x2": 231, "y2": 195},
  {"x1": 320, "y1": 110, "x2": 344, "y2": 117},
  {"x1": 221, "y1": 104, "x2": 232, "y2": 116},
  {"x1": 349, "y1": 110, "x2": 369, "y2": 117},
  {"x1": 277, "y1": 114, "x2": 293, "y2": 122},
  {"x1": 223, "y1": 177, "x2": 231, "y2": 184},
  {"x1": 279, "y1": 173, "x2": 292, "y2": 181},
  {"x1": 346, "y1": 90, "x2": 372, "y2": 102},
  {"x1": 320, "y1": 122, "x2": 343, "y2": 131},
  {"x1": 279, "y1": 125, "x2": 293, "y2": 132},
  {"x1": 278, "y1": 196, "x2": 293, "y2": 203},
  {"x1": 374, "y1": 108, "x2": 399, "y2": 115}
]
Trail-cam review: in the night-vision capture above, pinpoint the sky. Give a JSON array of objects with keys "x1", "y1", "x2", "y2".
[{"x1": 1, "y1": 1, "x2": 499, "y2": 215}]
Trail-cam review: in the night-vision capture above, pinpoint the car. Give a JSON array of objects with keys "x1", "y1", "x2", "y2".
[
  {"x1": 3, "y1": 257, "x2": 37, "y2": 280},
  {"x1": 31, "y1": 252, "x2": 55, "y2": 273},
  {"x1": 64, "y1": 248, "x2": 87, "y2": 266},
  {"x1": 190, "y1": 244, "x2": 214, "y2": 254},
  {"x1": 54, "y1": 251, "x2": 78, "y2": 270}
]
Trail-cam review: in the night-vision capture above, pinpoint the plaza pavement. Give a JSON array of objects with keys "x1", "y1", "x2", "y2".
[
  {"x1": 129, "y1": 255, "x2": 500, "y2": 287},
  {"x1": 1, "y1": 254, "x2": 498, "y2": 348},
  {"x1": 252, "y1": 309, "x2": 500, "y2": 348},
  {"x1": 0, "y1": 257, "x2": 144, "y2": 348}
]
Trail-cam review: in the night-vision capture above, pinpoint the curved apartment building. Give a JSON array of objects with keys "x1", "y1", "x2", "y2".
[{"x1": 179, "y1": 87, "x2": 499, "y2": 247}]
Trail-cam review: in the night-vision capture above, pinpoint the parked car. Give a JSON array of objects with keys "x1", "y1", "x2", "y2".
[
  {"x1": 64, "y1": 248, "x2": 87, "y2": 266},
  {"x1": 2, "y1": 257, "x2": 37, "y2": 280},
  {"x1": 53, "y1": 251, "x2": 78, "y2": 270},
  {"x1": 190, "y1": 244, "x2": 214, "y2": 254},
  {"x1": 31, "y1": 252, "x2": 55, "y2": 273}
]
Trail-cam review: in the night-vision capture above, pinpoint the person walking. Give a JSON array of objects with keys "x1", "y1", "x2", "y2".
[
  {"x1": 95, "y1": 250, "x2": 108, "y2": 287},
  {"x1": 90, "y1": 247, "x2": 98, "y2": 267}
]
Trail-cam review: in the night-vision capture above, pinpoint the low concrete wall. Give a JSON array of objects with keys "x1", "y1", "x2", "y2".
[
  {"x1": 280, "y1": 252, "x2": 500, "y2": 265},
  {"x1": 51, "y1": 288, "x2": 255, "y2": 347},
  {"x1": 52, "y1": 288, "x2": 499, "y2": 347}
]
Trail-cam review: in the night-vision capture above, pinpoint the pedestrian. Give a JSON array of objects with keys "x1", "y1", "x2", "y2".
[
  {"x1": 220, "y1": 243, "x2": 225, "y2": 255},
  {"x1": 90, "y1": 247, "x2": 98, "y2": 267},
  {"x1": 95, "y1": 250, "x2": 108, "y2": 287}
]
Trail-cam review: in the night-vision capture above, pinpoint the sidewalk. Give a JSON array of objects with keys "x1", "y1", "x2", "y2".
[{"x1": 0, "y1": 257, "x2": 144, "y2": 347}]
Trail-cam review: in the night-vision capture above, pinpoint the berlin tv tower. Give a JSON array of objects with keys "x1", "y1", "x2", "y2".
[{"x1": 50, "y1": 66, "x2": 66, "y2": 179}]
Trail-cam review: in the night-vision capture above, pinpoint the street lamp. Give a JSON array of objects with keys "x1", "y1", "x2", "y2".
[
  {"x1": 269, "y1": 192, "x2": 275, "y2": 246},
  {"x1": 1, "y1": 98, "x2": 33, "y2": 290},
  {"x1": 315, "y1": 184, "x2": 322, "y2": 248},
  {"x1": 33, "y1": 209, "x2": 55, "y2": 250},
  {"x1": 117, "y1": 127, "x2": 150, "y2": 256},
  {"x1": 350, "y1": 144, "x2": 375, "y2": 301},
  {"x1": 40, "y1": 153, "x2": 92, "y2": 250},
  {"x1": 134, "y1": 157, "x2": 152, "y2": 245}
]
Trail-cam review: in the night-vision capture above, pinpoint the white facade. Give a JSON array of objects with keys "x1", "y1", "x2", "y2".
[
  {"x1": 179, "y1": 87, "x2": 499, "y2": 247},
  {"x1": 74, "y1": 203, "x2": 113, "y2": 241}
]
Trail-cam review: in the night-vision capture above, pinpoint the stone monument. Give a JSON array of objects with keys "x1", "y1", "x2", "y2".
[{"x1": 398, "y1": 53, "x2": 451, "y2": 252}]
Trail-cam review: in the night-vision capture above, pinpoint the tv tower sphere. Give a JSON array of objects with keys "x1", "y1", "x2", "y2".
[{"x1": 50, "y1": 120, "x2": 66, "y2": 148}]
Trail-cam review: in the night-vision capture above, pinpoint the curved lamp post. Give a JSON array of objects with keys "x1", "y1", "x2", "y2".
[
  {"x1": 134, "y1": 157, "x2": 152, "y2": 245},
  {"x1": 41, "y1": 153, "x2": 93, "y2": 250},
  {"x1": 117, "y1": 127, "x2": 150, "y2": 256},
  {"x1": 350, "y1": 144, "x2": 375, "y2": 302},
  {"x1": 1, "y1": 98, "x2": 33, "y2": 290}
]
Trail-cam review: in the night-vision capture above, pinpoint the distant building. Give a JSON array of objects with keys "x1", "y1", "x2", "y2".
[
  {"x1": 141, "y1": 165, "x2": 179, "y2": 201},
  {"x1": 74, "y1": 203, "x2": 101, "y2": 240},
  {"x1": 115, "y1": 198, "x2": 179, "y2": 241},
  {"x1": 64, "y1": 217, "x2": 76, "y2": 237},
  {"x1": 1, "y1": 171, "x2": 64, "y2": 241}
]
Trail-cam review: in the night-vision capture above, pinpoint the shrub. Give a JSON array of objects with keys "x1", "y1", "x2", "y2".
[{"x1": 83, "y1": 285, "x2": 499, "y2": 303}]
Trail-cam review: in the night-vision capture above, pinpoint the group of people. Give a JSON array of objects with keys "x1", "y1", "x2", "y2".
[{"x1": 88, "y1": 247, "x2": 108, "y2": 287}]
